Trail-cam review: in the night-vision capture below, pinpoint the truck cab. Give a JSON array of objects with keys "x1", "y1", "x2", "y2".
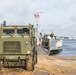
[{"x1": 0, "y1": 21, "x2": 37, "y2": 71}]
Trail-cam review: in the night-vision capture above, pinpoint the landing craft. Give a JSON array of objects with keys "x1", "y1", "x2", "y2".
[{"x1": 42, "y1": 34, "x2": 63, "y2": 55}]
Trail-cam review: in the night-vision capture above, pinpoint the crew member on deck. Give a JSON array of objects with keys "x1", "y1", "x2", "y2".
[{"x1": 50, "y1": 32, "x2": 54, "y2": 37}]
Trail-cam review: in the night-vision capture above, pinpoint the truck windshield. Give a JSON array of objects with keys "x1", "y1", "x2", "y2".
[
  {"x1": 17, "y1": 28, "x2": 29, "y2": 34},
  {"x1": 3, "y1": 29, "x2": 15, "y2": 34}
]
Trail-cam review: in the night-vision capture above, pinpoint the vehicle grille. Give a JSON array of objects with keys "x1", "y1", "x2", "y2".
[{"x1": 3, "y1": 41, "x2": 21, "y2": 52}]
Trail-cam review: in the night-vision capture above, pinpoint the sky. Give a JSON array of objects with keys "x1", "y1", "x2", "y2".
[{"x1": 0, "y1": 0, "x2": 76, "y2": 37}]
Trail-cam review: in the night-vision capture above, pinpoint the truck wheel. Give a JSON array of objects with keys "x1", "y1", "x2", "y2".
[
  {"x1": 34, "y1": 51, "x2": 37, "y2": 64},
  {"x1": 26, "y1": 55, "x2": 34, "y2": 71}
]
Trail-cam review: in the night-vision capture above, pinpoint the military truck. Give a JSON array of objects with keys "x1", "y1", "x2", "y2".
[
  {"x1": 0, "y1": 21, "x2": 37, "y2": 71},
  {"x1": 42, "y1": 34, "x2": 49, "y2": 46}
]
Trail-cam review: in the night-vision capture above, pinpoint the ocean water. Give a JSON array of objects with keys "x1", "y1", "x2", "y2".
[{"x1": 59, "y1": 39, "x2": 76, "y2": 56}]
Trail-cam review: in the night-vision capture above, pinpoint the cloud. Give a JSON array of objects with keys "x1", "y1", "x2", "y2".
[{"x1": 0, "y1": 0, "x2": 76, "y2": 37}]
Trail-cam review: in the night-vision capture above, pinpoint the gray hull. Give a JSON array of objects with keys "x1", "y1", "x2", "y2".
[
  {"x1": 49, "y1": 47, "x2": 62, "y2": 55},
  {"x1": 48, "y1": 38, "x2": 62, "y2": 55}
]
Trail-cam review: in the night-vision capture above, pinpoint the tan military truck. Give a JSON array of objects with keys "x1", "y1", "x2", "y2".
[{"x1": 0, "y1": 21, "x2": 37, "y2": 71}]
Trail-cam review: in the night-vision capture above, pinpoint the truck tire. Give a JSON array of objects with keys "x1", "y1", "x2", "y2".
[
  {"x1": 26, "y1": 55, "x2": 34, "y2": 71},
  {"x1": 34, "y1": 51, "x2": 37, "y2": 64}
]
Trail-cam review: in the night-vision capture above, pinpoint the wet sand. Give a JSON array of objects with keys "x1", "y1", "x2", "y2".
[{"x1": 0, "y1": 46, "x2": 76, "y2": 75}]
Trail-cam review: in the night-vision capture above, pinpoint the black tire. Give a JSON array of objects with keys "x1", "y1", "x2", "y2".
[
  {"x1": 34, "y1": 51, "x2": 37, "y2": 64},
  {"x1": 26, "y1": 55, "x2": 34, "y2": 71}
]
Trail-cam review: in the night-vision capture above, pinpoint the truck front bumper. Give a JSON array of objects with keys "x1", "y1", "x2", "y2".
[{"x1": 0, "y1": 54, "x2": 31, "y2": 61}]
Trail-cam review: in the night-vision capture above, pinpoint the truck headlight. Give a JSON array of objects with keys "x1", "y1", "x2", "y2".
[
  {"x1": 25, "y1": 56, "x2": 29, "y2": 59},
  {"x1": 27, "y1": 51, "x2": 30, "y2": 54}
]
